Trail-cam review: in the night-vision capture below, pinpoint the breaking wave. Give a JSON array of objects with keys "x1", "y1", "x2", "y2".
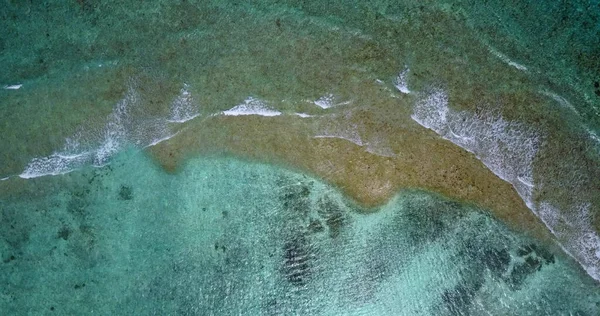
[
  {"x1": 19, "y1": 81, "x2": 200, "y2": 179},
  {"x1": 222, "y1": 97, "x2": 281, "y2": 116},
  {"x1": 411, "y1": 86, "x2": 600, "y2": 281}
]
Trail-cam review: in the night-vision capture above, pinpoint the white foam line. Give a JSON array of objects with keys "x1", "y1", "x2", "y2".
[
  {"x1": 314, "y1": 134, "x2": 396, "y2": 158},
  {"x1": 314, "y1": 135, "x2": 363, "y2": 147},
  {"x1": 222, "y1": 97, "x2": 281, "y2": 117},
  {"x1": 540, "y1": 90, "x2": 580, "y2": 117},
  {"x1": 411, "y1": 87, "x2": 600, "y2": 282},
  {"x1": 313, "y1": 94, "x2": 352, "y2": 109},
  {"x1": 166, "y1": 113, "x2": 200, "y2": 123},
  {"x1": 314, "y1": 94, "x2": 335, "y2": 109},
  {"x1": 507, "y1": 61, "x2": 528, "y2": 71},
  {"x1": 587, "y1": 129, "x2": 600, "y2": 144},
  {"x1": 56, "y1": 152, "x2": 90, "y2": 159},
  {"x1": 517, "y1": 176, "x2": 534, "y2": 188},
  {"x1": 448, "y1": 126, "x2": 473, "y2": 141},
  {"x1": 294, "y1": 113, "x2": 313, "y2": 118},
  {"x1": 3, "y1": 84, "x2": 22, "y2": 90},
  {"x1": 222, "y1": 109, "x2": 281, "y2": 117},
  {"x1": 18, "y1": 157, "x2": 75, "y2": 179},
  {"x1": 19, "y1": 170, "x2": 71, "y2": 179},
  {"x1": 393, "y1": 66, "x2": 411, "y2": 94},
  {"x1": 144, "y1": 131, "x2": 180, "y2": 148},
  {"x1": 488, "y1": 47, "x2": 528, "y2": 71},
  {"x1": 365, "y1": 146, "x2": 396, "y2": 158}
]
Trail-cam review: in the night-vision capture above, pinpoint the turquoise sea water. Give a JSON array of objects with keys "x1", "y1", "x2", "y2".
[
  {"x1": 1, "y1": 150, "x2": 599, "y2": 315},
  {"x1": 1, "y1": 0, "x2": 600, "y2": 314}
]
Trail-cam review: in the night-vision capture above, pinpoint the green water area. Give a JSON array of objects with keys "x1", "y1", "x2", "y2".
[{"x1": 1, "y1": 1, "x2": 600, "y2": 315}]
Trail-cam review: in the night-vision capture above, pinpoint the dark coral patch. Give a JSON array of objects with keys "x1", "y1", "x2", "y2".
[
  {"x1": 57, "y1": 226, "x2": 71, "y2": 240},
  {"x1": 282, "y1": 236, "x2": 312, "y2": 286},
  {"x1": 505, "y1": 243, "x2": 555, "y2": 289},
  {"x1": 441, "y1": 280, "x2": 483, "y2": 316},
  {"x1": 482, "y1": 248, "x2": 511, "y2": 277},
  {"x1": 317, "y1": 197, "x2": 347, "y2": 239},
  {"x1": 118, "y1": 185, "x2": 134, "y2": 201},
  {"x1": 280, "y1": 180, "x2": 312, "y2": 214}
]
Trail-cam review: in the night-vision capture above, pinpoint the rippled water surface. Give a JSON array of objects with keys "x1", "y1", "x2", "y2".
[{"x1": 1, "y1": 1, "x2": 599, "y2": 314}]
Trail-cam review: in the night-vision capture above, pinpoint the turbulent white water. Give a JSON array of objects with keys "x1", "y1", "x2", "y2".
[
  {"x1": 3, "y1": 84, "x2": 22, "y2": 90},
  {"x1": 410, "y1": 85, "x2": 600, "y2": 281},
  {"x1": 538, "y1": 202, "x2": 600, "y2": 279},
  {"x1": 313, "y1": 94, "x2": 352, "y2": 109},
  {"x1": 167, "y1": 84, "x2": 200, "y2": 123},
  {"x1": 18, "y1": 82, "x2": 199, "y2": 179},
  {"x1": 393, "y1": 66, "x2": 411, "y2": 94},
  {"x1": 222, "y1": 97, "x2": 282, "y2": 116}
]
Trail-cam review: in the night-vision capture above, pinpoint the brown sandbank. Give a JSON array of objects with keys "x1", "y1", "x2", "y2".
[{"x1": 148, "y1": 98, "x2": 557, "y2": 247}]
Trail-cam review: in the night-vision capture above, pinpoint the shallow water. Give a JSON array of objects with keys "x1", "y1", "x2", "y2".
[
  {"x1": 1, "y1": 0, "x2": 600, "y2": 314},
  {"x1": 1, "y1": 150, "x2": 599, "y2": 315}
]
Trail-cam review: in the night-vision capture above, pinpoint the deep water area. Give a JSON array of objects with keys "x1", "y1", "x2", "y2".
[{"x1": 1, "y1": 150, "x2": 599, "y2": 315}]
